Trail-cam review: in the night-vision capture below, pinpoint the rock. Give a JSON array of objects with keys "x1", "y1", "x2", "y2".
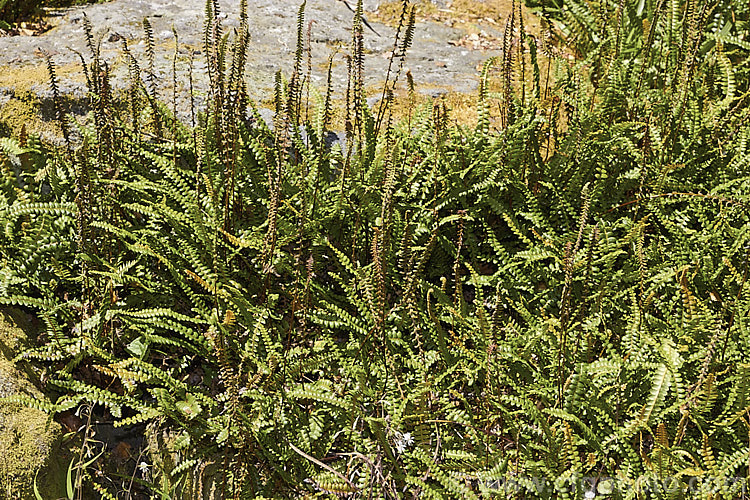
[
  {"x1": 0, "y1": 309, "x2": 66, "y2": 499},
  {"x1": 0, "y1": 0, "x2": 539, "y2": 139}
]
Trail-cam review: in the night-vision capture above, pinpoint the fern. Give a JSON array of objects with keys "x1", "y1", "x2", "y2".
[{"x1": 1, "y1": 0, "x2": 749, "y2": 496}]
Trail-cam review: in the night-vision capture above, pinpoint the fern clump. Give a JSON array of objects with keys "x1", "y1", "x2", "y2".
[{"x1": 0, "y1": 0, "x2": 749, "y2": 497}]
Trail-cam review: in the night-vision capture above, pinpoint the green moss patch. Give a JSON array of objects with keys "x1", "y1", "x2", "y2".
[{"x1": 0, "y1": 311, "x2": 65, "y2": 499}]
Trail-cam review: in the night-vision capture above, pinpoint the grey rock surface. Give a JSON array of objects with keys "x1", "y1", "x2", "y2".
[{"x1": 0, "y1": 0, "x2": 504, "y2": 123}]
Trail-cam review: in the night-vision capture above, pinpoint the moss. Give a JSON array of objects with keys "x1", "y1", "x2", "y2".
[
  {"x1": 0, "y1": 310, "x2": 66, "y2": 499},
  {"x1": 0, "y1": 385, "x2": 64, "y2": 498},
  {"x1": 369, "y1": 0, "x2": 440, "y2": 27},
  {"x1": 360, "y1": 79, "x2": 499, "y2": 128},
  {"x1": 0, "y1": 94, "x2": 60, "y2": 141},
  {"x1": 370, "y1": 0, "x2": 543, "y2": 35},
  {"x1": 0, "y1": 62, "x2": 79, "y2": 93},
  {"x1": 0, "y1": 309, "x2": 38, "y2": 359},
  {"x1": 0, "y1": 63, "x2": 80, "y2": 141}
]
